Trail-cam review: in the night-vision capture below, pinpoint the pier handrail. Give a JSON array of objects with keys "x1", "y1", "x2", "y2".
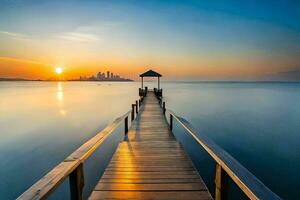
[
  {"x1": 166, "y1": 109, "x2": 281, "y2": 200},
  {"x1": 17, "y1": 110, "x2": 133, "y2": 200}
]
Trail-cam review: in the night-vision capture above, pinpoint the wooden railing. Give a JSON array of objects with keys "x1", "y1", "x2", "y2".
[
  {"x1": 17, "y1": 99, "x2": 143, "y2": 200},
  {"x1": 154, "y1": 88, "x2": 163, "y2": 97},
  {"x1": 165, "y1": 107, "x2": 281, "y2": 200},
  {"x1": 139, "y1": 87, "x2": 148, "y2": 97}
]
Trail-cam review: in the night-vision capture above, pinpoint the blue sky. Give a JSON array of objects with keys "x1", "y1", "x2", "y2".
[{"x1": 0, "y1": 0, "x2": 299, "y2": 80}]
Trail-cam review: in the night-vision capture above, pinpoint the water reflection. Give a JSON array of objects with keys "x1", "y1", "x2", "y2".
[
  {"x1": 59, "y1": 109, "x2": 66, "y2": 116},
  {"x1": 56, "y1": 82, "x2": 66, "y2": 116},
  {"x1": 57, "y1": 82, "x2": 64, "y2": 102}
]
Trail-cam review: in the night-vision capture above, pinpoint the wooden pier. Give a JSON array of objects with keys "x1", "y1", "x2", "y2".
[
  {"x1": 18, "y1": 70, "x2": 280, "y2": 200},
  {"x1": 89, "y1": 91, "x2": 212, "y2": 200}
]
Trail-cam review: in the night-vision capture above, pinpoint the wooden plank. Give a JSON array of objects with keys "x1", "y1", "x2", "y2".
[
  {"x1": 115, "y1": 149, "x2": 186, "y2": 153},
  {"x1": 103, "y1": 171, "x2": 199, "y2": 175},
  {"x1": 105, "y1": 167, "x2": 195, "y2": 172},
  {"x1": 111, "y1": 157, "x2": 188, "y2": 160},
  {"x1": 111, "y1": 159, "x2": 190, "y2": 163},
  {"x1": 108, "y1": 164, "x2": 194, "y2": 168},
  {"x1": 114, "y1": 152, "x2": 188, "y2": 156},
  {"x1": 101, "y1": 174, "x2": 201, "y2": 179},
  {"x1": 89, "y1": 191, "x2": 212, "y2": 200},
  {"x1": 99, "y1": 178, "x2": 202, "y2": 183},
  {"x1": 118, "y1": 143, "x2": 181, "y2": 148},
  {"x1": 94, "y1": 183, "x2": 207, "y2": 191}
]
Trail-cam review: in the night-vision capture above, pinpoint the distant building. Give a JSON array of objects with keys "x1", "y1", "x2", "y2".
[
  {"x1": 75, "y1": 70, "x2": 132, "y2": 82},
  {"x1": 97, "y1": 72, "x2": 102, "y2": 80}
]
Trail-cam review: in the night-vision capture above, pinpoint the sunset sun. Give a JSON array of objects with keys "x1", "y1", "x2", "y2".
[{"x1": 55, "y1": 67, "x2": 63, "y2": 75}]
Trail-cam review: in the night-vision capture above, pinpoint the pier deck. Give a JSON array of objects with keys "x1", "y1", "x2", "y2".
[{"x1": 89, "y1": 91, "x2": 212, "y2": 200}]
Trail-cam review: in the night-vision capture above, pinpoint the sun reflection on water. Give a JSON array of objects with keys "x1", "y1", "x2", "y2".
[
  {"x1": 60, "y1": 109, "x2": 66, "y2": 116},
  {"x1": 56, "y1": 82, "x2": 66, "y2": 116},
  {"x1": 57, "y1": 82, "x2": 64, "y2": 102}
]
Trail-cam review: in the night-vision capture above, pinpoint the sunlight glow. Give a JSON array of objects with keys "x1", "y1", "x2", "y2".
[{"x1": 55, "y1": 67, "x2": 63, "y2": 75}]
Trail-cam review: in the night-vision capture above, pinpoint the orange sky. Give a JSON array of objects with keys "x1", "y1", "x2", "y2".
[{"x1": 0, "y1": 53, "x2": 297, "y2": 80}]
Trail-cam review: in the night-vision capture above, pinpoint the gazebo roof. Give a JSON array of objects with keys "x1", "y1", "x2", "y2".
[{"x1": 140, "y1": 70, "x2": 162, "y2": 77}]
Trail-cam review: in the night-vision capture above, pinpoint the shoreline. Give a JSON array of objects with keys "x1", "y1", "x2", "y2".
[{"x1": 1, "y1": 79, "x2": 300, "y2": 83}]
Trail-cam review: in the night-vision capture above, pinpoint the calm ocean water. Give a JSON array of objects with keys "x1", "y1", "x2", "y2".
[{"x1": 0, "y1": 81, "x2": 299, "y2": 199}]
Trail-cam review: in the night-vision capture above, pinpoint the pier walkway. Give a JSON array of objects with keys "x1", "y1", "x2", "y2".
[{"x1": 89, "y1": 91, "x2": 212, "y2": 200}]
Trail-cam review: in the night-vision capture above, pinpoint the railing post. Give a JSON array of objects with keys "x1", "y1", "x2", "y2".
[
  {"x1": 69, "y1": 163, "x2": 84, "y2": 200},
  {"x1": 131, "y1": 104, "x2": 135, "y2": 121},
  {"x1": 163, "y1": 102, "x2": 166, "y2": 114},
  {"x1": 136, "y1": 100, "x2": 138, "y2": 113},
  {"x1": 170, "y1": 114, "x2": 173, "y2": 131},
  {"x1": 124, "y1": 116, "x2": 128, "y2": 135},
  {"x1": 215, "y1": 163, "x2": 229, "y2": 200}
]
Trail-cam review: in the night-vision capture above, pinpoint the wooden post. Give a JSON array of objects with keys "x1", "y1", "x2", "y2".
[
  {"x1": 136, "y1": 100, "x2": 138, "y2": 113},
  {"x1": 170, "y1": 114, "x2": 173, "y2": 131},
  {"x1": 124, "y1": 116, "x2": 128, "y2": 135},
  {"x1": 158, "y1": 77, "x2": 160, "y2": 90},
  {"x1": 215, "y1": 163, "x2": 229, "y2": 200},
  {"x1": 163, "y1": 102, "x2": 166, "y2": 114},
  {"x1": 69, "y1": 163, "x2": 84, "y2": 200},
  {"x1": 131, "y1": 104, "x2": 135, "y2": 121}
]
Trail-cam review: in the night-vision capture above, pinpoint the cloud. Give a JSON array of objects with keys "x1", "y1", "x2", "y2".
[
  {"x1": 0, "y1": 57, "x2": 48, "y2": 66},
  {"x1": 58, "y1": 32, "x2": 99, "y2": 42},
  {"x1": 0, "y1": 31, "x2": 29, "y2": 40},
  {"x1": 0, "y1": 30, "x2": 100, "y2": 43},
  {"x1": 264, "y1": 69, "x2": 300, "y2": 81},
  {"x1": 275, "y1": 70, "x2": 300, "y2": 80}
]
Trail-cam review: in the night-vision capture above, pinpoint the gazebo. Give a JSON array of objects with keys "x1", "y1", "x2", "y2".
[{"x1": 139, "y1": 70, "x2": 162, "y2": 97}]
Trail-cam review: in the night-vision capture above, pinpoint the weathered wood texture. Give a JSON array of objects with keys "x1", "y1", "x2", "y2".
[{"x1": 89, "y1": 91, "x2": 212, "y2": 200}]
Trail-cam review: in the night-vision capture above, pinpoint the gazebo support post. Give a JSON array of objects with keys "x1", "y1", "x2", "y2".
[
  {"x1": 158, "y1": 77, "x2": 160, "y2": 90},
  {"x1": 141, "y1": 77, "x2": 143, "y2": 89}
]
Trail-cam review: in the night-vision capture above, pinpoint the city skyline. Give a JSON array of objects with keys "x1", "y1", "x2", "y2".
[
  {"x1": 77, "y1": 70, "x2": 133, "y2": 81},
  {"x1": 0, "y1": 1, "x2": 299, "y2": 81}
]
